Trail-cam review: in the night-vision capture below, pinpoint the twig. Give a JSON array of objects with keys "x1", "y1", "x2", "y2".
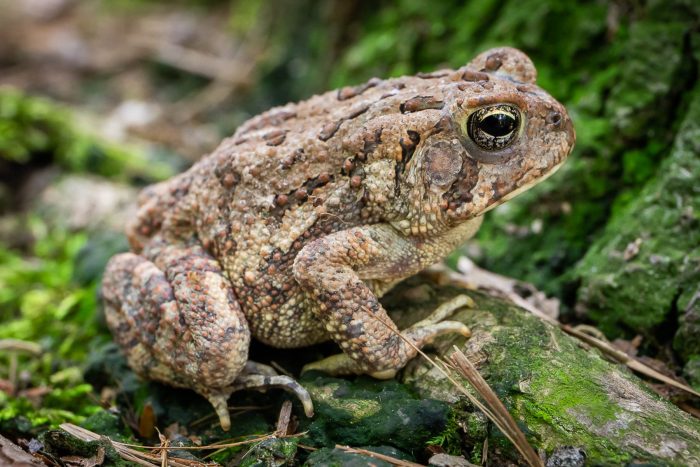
[
  {"x1": 0, "y1": 434, "x2": 44, "y2": 466},
  {"x1": 0, "y1": 339, "x2": 42, "y2": 355},
  {"x1": 169, "y1": 81, "x2": 236, "y2": 124},
  {"x1": 432, "y1": 263, "x2": 557, "y2": 324},
  {"x1": 156, "y1": 430, "x2": 169, "y2": 467},
  {"x1": 0, "y1": 339, "x2": 42, "y2": 395},
  {"x1": 561, "y1": 324, "x2": 700, "y2": 398},
  {"x1": 112, "y1": 433, "x2": 300, "y2": 451},
  {"x1": 297, "y1": 443, "x2": 319, "y2": 451},
  {"x1": 60, "y1": 424, "x2": 218, "y2": 466},
  {"x1": 60, "y1": 423, "x2": 308, "y2": 466},
  {"x1": 127, "y1": 35, "x2": 254, "y2": 85},
  {"x1": 274, "y1": 400, "x2": 292, "y2": 437}
]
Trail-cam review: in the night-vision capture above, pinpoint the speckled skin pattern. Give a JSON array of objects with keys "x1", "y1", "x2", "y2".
[{"x1": 102, "y1": 47, "x2": 575, "y2": 429}]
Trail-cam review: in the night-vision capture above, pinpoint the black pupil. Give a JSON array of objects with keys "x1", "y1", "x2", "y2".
[{"x1": 479, "y1": 113, "x2": 515, "y2": 137}]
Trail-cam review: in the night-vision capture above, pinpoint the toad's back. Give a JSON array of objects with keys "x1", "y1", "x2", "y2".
[{"x1": 127, "y1": 71, "x2": 463, "y2": 345}]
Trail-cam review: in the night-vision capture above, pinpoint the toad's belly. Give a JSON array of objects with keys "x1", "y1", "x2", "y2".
[{"x1": 236, "y1": 283, "x2": 329, "y2": 348}]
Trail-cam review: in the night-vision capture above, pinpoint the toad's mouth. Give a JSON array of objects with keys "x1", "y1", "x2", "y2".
[{"x1": 480, "y1": 158, "x2": 567, "y2": 215}]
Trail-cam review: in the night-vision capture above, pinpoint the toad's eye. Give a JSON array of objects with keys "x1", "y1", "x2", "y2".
[{"x1": 467, "y1": 104, "x2": 521, "y2": 151}]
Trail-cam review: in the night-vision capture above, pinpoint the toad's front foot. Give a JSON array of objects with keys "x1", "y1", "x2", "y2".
[
  {"x1": 302, "y1": 319, "x2": 470, "y2": 377},
  {"x1": 302, "y1": 295, "x2": 473, "y2": 377},
  {"x1": 295, "y1": 225, "x2": 473, "y2": 378}
]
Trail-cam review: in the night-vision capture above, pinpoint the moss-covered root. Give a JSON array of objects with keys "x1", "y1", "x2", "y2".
[{"x1": 384, "y1": 279, "x2": 700, "y2": 465}]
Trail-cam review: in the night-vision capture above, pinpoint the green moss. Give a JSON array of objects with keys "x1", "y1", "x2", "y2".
[
  {"x1": 477, "y1": 294, "x2": 700, "y2": 463},
  {"x1": 305, "y1": 447, "x2": 393, "y2": 467},
  {"x1": 239, "y1": 437, "x2": 298, "y2": 467},
  {"x1": 684, "y1": 356, "x2": 700, "y2": 392},
  {"x1": 80, "y1": 410, "x2": 133, "y2": 443},
  {"x1": 0, "y1": 394, "x2": 96, "y2": 429},
  {"x1": 463, "y1": 301, "x2": 632, "y2": 463},
  {"x1": 0, "y1": 221, "x2": 100, "y2": 362},
  {"x1": 0, "y1": 217, "x2": 124, "y2": 433},
  {"x1": 575, "y1": 81, "x2": 700, "y2": 336},
  {"x1": 427, "y1": 409, "x2": 463, "y2": 456}
]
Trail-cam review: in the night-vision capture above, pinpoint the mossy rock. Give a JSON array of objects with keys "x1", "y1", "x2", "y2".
[
  {"x1": 300, "y1": 374, "x2": 448, "y2": 456},
  {"x1": 40, "y1": 429, "x2": 128, "y2": 466},
  {"x1": 45, "y1": 277, "x2": 700, "y2": 465}
]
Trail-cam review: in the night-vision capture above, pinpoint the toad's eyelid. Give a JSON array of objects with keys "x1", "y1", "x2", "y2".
[
  {"x1": 479, "y1": 108, "x2": 518, "y2": 120},
  {"x1": 470, "y1": 102, "x2": 520, "y2": 111}
]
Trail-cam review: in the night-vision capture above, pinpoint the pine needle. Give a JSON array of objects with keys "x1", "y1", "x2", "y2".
[
  {"x1": 335, "y1": 445, "x2": 426, "y2": 467},
  {"x1": 447, "y1": 347, "x2": 542, "y2": 467}
]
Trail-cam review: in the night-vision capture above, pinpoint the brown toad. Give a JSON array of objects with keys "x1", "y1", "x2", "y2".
[{"x1": 102, "y1": 47, "x2": 574, "y2": 429}]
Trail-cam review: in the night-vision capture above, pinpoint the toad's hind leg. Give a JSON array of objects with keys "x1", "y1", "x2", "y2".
[{"x1": 102, "y1": 244, "x2": 251, "y2": 430}]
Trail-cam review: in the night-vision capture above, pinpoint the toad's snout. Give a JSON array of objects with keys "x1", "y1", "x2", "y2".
[
  {"x1": 563, "y1": 113, "x2": 576, "y2": 148},
  {"x1": 545, "y1": 107, "x2": 576, "y2": 150}
]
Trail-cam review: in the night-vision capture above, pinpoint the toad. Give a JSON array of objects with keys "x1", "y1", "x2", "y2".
[{"x1": 102, "y1": 47, "x2": 575, "y2": 429}]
